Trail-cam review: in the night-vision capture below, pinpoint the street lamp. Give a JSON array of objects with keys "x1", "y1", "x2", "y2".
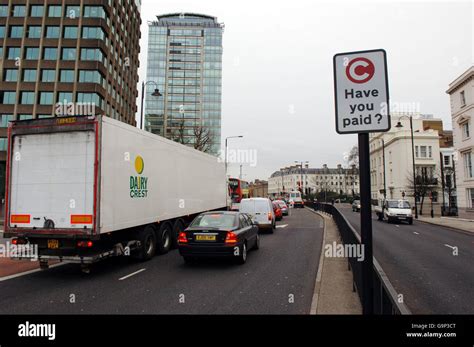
[
  {"x1": 295, "y1": 161, "x2": 309, "y2": 197},
  {"x1": 225, "y1": 136, "x2": 243, "y2": 178},
  {"x1": 395, "y1": 116, "x2": 418, "y2": 219},
  {"x1": 140, "y1": 81, "x2": 162, "y2": 130}
]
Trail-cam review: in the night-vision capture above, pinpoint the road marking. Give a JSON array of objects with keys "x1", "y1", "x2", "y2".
[
  {"x1": 119, "y1": 268, "x2": 146, "y2": 281},
  {"x1": 0, "y1": 263, "x2": 65, "y2": 282},
  {"x1": 276, "y1": 224, "x2": 288, "y2": 229},
  {"x1": 413, "y1": 232, "x2": 420, "y2": 235},
  {"x1": 444, "y1": 244, "x2": 456, "y2": 250},
  {"x1": 395, "y1": 225, "x2": 400, "y2": 228}
]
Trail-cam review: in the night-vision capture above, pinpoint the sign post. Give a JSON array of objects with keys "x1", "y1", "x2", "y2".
[{"x1": 333, "y1": 49, "x2": 390, "y2": 315}]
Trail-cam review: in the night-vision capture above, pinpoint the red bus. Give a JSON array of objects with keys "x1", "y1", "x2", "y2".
[{"x1": 228, "y1": 178, "x2": 250, "y2": 210}]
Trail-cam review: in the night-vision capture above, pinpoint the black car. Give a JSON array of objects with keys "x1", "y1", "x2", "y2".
[{"x1": 177, "y1": 211, "x2": 259, "y2": 264}]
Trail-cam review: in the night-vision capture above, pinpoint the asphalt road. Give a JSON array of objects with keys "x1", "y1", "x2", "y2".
[
  {"x1": 0, "y1": 208, "x2": 323, "y2": 314},
  {"x1": 337, "y1": 204, "x2": 474, "y2": 314}
]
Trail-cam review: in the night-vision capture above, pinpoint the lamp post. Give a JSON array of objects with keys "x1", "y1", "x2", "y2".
[
  {"x1": 225, "y1": 136, "x2": 243, "y2": 178},
  {"x1": 295, "y1": 161, "x2": 309, "y2": 197},
  {"x1": 395, "y1": 116, "x2": 418, "y2": 219},
  {"x1": 140, "y1": 81, "x2": 162, "y2": 130}
]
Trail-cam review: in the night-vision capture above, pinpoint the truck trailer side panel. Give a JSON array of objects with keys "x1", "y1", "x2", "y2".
[{"x1": 99, "y1": 117, "x2": 227, "y2": 234}]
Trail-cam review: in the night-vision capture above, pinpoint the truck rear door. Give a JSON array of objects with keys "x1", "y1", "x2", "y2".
[{"x1": 6, "y1": 118, "x2": 97, "y2": 234}]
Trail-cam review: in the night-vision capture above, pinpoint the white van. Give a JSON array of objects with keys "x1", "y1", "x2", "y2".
[
  {"x1": 239, "y1": 198, "x2": 275, "y2": 232},
  {"x1": 288, "y1": 191, "x2": 304, "y2": 208}
]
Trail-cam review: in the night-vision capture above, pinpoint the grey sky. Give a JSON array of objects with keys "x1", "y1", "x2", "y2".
[{"x1": 137, "y1": 0, "x2": 473, "y2": 181}]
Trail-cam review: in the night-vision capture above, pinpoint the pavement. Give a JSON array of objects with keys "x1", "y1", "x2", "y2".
[
  {"x1": 0, "y1": 209, "x2": 325, "y2": 314},
  {"x1": 309, "y1": 209, "x2": 362, "y2": 314},
  {"x1": 336, "y1": 203, "x2": 474, "y2": 314},
  {"x1": 417, "y1": 215, "x2": 474, "y2": 234}
]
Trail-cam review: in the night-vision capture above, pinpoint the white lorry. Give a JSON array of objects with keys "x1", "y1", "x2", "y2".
[
  {"x1": 375, "y1": 199, "x2": 413, "y2": 225},
  {"x1": 4, "y1": 115, "x2": 227, "y2": 271}
]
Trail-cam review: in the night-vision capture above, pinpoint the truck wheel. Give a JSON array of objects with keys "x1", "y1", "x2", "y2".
[
  {"x1": 156, "y1": 222, "x2": 172, "y2": 255},
  {"x1": 136, "y1": 225, "x2": 157, "y2": 261},
  {"x1": 171, "y1": 219, "x2": 185, "y2": 249}
]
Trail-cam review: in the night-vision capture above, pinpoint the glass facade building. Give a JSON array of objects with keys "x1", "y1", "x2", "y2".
[{"x1": 145, "y1": 13, "x2": 224, "y2": 155}]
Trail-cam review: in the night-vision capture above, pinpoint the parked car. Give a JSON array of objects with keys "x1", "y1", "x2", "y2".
[
  {"x1": 177, "y1": 211, "x2": 259, "y2": 264},
  {"x1": 352, "y1": 199, "x2": 361, "y2": 212},
  {"x1": 274, "y1": 200, "x2": 289, "y2": 216},
  {"x1": 272, "y1": 202, "x2": 283, "y2": 221},
  {"x1": 239, "y1": 198, "x2": 276, "y2": 232}
]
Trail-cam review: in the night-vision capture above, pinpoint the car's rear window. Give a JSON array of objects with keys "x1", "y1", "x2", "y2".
[{"x1": 190, "y1": 214, "x2": 237, "y2": 228}]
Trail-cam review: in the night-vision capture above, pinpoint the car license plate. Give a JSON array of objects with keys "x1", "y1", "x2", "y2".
[
  {"x1": 195, "y1": 235, "x2": 216, "y2": 241},
  {"x1": 47, "y1": 239, "x2": 59, "y2": 249},
  {"x1": 399, "y1": 217, "x2": 406, "y2": 220}
]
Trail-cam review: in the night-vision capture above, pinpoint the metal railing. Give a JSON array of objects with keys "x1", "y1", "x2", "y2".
[{"x1": 307, "y1": 202, "x2": 411, "y2": 315}]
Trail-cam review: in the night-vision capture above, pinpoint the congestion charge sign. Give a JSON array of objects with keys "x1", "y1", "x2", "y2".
[
  {"x1": 333, "y1": 49, "x2": 390, "y2": 134},
  {"x1": 130, "y1": 155, "x2": 148, "y2": 198}
]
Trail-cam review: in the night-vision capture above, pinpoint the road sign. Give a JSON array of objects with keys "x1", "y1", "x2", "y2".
[{"x1": 333, "y1": 49, "x2": 390, "y2": 134}]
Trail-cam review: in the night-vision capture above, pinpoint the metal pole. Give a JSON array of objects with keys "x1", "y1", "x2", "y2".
[
  {"x1": 358, "y1": 133, "x2": 374, "y2": 315},
  {"x1": 382, "y1": 139, "x2": 387, "y2": 200},
  {"x1": 224, "y1": 138, "x2": 228, "y2": 178},
  {"x1": 440, "y1": 152, "x2": 446, "y2": 216},
  {"x1": 140, "y1": 81, "x2": 145, "y2": 130},
  {"x1": 410, "y1": 117, "x2": 418, "y2": 219}
]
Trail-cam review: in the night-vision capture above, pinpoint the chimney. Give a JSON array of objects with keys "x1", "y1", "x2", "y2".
[
  {"x1": 305, "y1": 163, "x2": 309, "y2": 169},
  {"x1": 323, "y1": 164, "x2": 328, "y2": 169},
  {"x1": 337, "y1": 164, "x2": 342, "y2": 169}
]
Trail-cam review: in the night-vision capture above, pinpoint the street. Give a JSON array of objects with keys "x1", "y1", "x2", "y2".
[
  {"x1": 0, "y1": 209, "x2": 322, "y2": 314},
  {"x1": 337, "y1": 204, "x2": 474, "y2": 314}
]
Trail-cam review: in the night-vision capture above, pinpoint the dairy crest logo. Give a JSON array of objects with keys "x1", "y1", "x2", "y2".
[{"x1": 130, "y1": 155, "x2": 148, "y2": 198}]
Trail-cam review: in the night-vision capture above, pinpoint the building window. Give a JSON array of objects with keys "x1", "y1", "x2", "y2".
[
  {"x1": 30, "y1": 5, "x2": 44, "y2": 17},
  {"x1": 58, "y1": 92, "x2": 73, "y2": 104},
  {"x1": 0, "y1": 26, "x2": 4, "y2": 38},
  {"x1": 9, "y1": 26, "x2": 24, "y2": 39},
  {"x1": 60, "y1": 70, "x2": 75, "y2": 82},
  {"x1": 48, "y1": 5, "x2": 62, "y2": 17},
  {"x1": 27, "y1": 26, "x2": 42, "y2": 39},
  {"x1": 63, "y1": 26, "x2": 78, "y2": 39},
  {"x1": 45, "y1": 26, "x2": 60, "y2": 39},
  {"x1": 65, "y1": 6, "x2": 81, "y2": 19},
  {"x1": 38, "y1": 114, "x2": 53, "y2": 119},
  {"x1": 82, "y1": 27, "x2": 105, "y2": 40},
  {"x1": 19, "y1": 114, "x2": 33, "y2": 120},
  {"x1": 463, "y1": 152, "x2": 473, "y2": 179},
  {"x1": 3, "y1": 69, "x2": 18, "y2": 82},
  {"x1": 43, "y1": 47, "x2": 58, "y2": 60},
  {"x1": 460, "y1": 91, "x2": 466, "y2": 107},
  {"x1": 13, "y1": 5, "x2": 26, "y2": 17},
  {"x1": 2, "y1": 92, "x2": 17, "y2": 104},
  {"x1": 79, "y1": 70, "x2": 102, "y2": 84},
  {"x1": 41, "y1": 69, "x2": 56, "y2": 82},
  {"x1": 462, "y1": 122, "x2": 470, "y2": 139},
  {"x1": 468, "y1": 188, "x2": 474, "y2": 208},
  {"x1": 0, "y1": 114, "x2": 15, "y2": 127},
  {"x1": 39, "y1": 92, "x2": 54, "y2": 105},
  {"x1": 444, "y1": 155, "x2": 451, "y2": 167},
  {"x1": 80, "y1": 48, "x2": 104, "y2": 62},
  {"x1": 0, "y1": 6, "x2": 8, "y2": 17},
  {"x1": 84, "y1": 6, "x2": 106, "y2": 19},
  {"x1": 20, "y1": 92, "x2": 35, "y2": 105},
  {"x1": 23, "y1": 69, "x2": 37, "y2": 82},
  {"x1": 62, "y1": 48, "x2": 77, "y2": 61},
  {"x1": 25, "y1": 47, "x2": 39, "y2": 60}
]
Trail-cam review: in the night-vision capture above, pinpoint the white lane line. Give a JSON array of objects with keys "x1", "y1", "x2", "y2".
[
  {"x1": 276, "y1": 224, "x2": 288, "y2": 229},
  {"x1": 119, "y1": 268, "x2": 146, "y2": 281},
  {"x1": 0, "y1": 263, "x2": 65, "y2": 282},
  {"x1": 395, "y1": 225, "x2": 400, "y2": 228},
  {"x1": 413, "y1": 232, "x2": 420, "y2": 235},
  {"x1": 444, "y1": 244, "x2": 457, "y2": 250}
]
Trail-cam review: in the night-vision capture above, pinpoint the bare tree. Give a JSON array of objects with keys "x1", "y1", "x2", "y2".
[
  {"x1": 406, "y1": 169, "x2": 440, "y2": 215},
  {"x1": 171, "y1": 117, "x2": 213, "y2": 154},
  {"x1": 348, "y1": 145, "x2": 359, "y2": 168}
]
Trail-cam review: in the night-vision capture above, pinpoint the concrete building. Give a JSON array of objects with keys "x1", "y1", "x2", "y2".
[
  {"x1": 145, "y1": 13, "x2": 224, "y2": 155},
  {"x1": 268, "y1": 164, "x2": 359, "y2": 198},
  {"x1": 0, "y1": 0, "x2": 142, "y2": 199},
  {"x1": 369, "y1": 113, "x2": 446, "y2": 215},
  {"x1": 447, "y1": 66, "x2": 474, "y2": 218},
  {"x1": 249, "y1": 179, "x2": 268, "y2": 198}
]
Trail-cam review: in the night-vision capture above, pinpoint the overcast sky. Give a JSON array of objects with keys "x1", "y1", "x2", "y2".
[{"x1": 137, "y1": 0, "x2": 473, "y2": 181}]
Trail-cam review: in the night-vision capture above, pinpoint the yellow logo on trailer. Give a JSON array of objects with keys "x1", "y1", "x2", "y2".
[{"x1": 130, "y1": 155, "x2": 148, "y2": 198}]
